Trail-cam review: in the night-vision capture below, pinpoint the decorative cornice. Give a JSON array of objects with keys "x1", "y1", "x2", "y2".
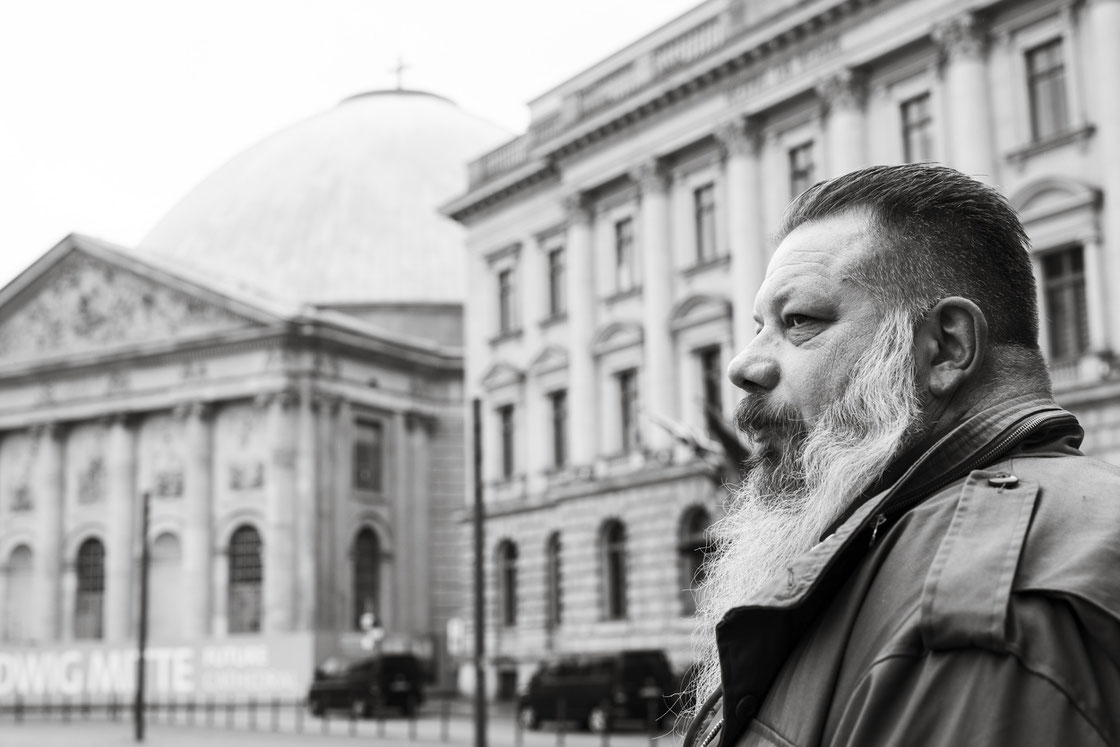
[{"x1": 932, "y1": 12, "x2": 988, "y2": 62}]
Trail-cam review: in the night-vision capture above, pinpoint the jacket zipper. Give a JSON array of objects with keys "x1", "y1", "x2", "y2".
[{"x1": 867, "y1": 409, "x2": 1075, "y2": 546}]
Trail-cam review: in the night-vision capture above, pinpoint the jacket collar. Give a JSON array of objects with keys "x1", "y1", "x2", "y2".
[{"x1": 712, "y1": 395, "x2": 1081, "y2": 745}]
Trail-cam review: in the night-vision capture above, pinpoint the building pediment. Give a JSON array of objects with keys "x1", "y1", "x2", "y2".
[
  {"x1": 481, "y1": 361, "x2": 525, "y2": 391},
  {"x1": 1010, "y1": 177, "x2": 1101, "y2": 225},
  {"x1": 0, "y1": 235, "x2": 277, "y2": 367},
  {"x1": 670, "y1": 294, "x2": 732, "y2": 331},
  {"x1": 528, "y1": 345, "x2": 569, "y2": 376},
  {"x1": 591, "y1": 321, "x2": 644, "y2": 356}
]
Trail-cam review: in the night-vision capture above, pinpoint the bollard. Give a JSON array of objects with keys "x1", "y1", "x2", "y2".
[
  {"x1": 271, "y1": 698, "x2": 279, "y2": 732},
  {"x1": 409, "y1": 708, "x2": 417, "y2": 741},
  {"x1": 557, "y1": 698, "x2": 567, "y2": 747},
  {"x1": 188, "y1": 698, "x2": 195, "y2": 727},
  {"x1": 647, "y1": 698, "x2": 658, "y2": 747},
  {"x1": 349, "y1": 700, "x2": 357, "y2": 737},
  {"x1": 206, "y1": 696, "x2": 214, "y2": 727},
  {"x1": 601, "y1": 700, "x2": 611, "y2": 747},
  {"x1": 440, "y1": 694, "x2": 450, "y2": 742},
  {"x1": 226, "y1": 700, "x2": 234, "y2": 729},
  {"x1": 62, "y1": 696, "x2": 70, "y2": 723},
  {"x1": 376, "y1": 700, "x2": 385, "y2": 738},
  {"x1": 321, "y1": 703, "x2": 329, "y2": 735},
  {"x1": 15, "y1": 695, "x2": 23, "y2": 724},
  {"x1": 250, "y1": 697, "x2": 257, "y2": 730},
  {"x1": 295, "y1": 697, "x2": 304, "y2": 734}
]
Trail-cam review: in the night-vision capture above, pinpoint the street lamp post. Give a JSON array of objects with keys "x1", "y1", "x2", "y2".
[{"x1": 134, "y1": 490, "x2": 151, "y2": 742}]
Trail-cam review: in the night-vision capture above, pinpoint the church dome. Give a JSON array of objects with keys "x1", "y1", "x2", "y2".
[{"x1": 140, "y1": 90, "x2": 508, "y2": 305}]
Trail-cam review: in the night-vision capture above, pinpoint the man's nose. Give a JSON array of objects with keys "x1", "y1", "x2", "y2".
[{"x1": 727, "y1": 343, "x2": 779, "y2": 392}]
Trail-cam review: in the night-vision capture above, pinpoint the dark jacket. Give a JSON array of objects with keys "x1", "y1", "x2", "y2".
[{"x1": 690, "y1": 395, "x2": 1120, "y2": 747}]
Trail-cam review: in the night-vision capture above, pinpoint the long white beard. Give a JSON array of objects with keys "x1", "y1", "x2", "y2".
[{"x1": 689, "y1": 308, "x2": 922, "y2": 713}]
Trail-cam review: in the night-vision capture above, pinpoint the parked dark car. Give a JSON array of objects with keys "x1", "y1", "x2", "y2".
[
  {"x1": 516, "y1": 649, "x2": 675, "y2": 733},
  {"x1": 306, "y1": 653, "x2": 424, "y2": 718}
]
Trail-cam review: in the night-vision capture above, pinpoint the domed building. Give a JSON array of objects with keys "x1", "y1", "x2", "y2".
[{"x1": 0, "y1": 90, "x2": 506, "y2": 701}]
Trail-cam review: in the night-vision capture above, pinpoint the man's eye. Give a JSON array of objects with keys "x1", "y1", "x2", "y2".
[{"x1": 785, "y1": 314, "x2": 814, "y2": 328}]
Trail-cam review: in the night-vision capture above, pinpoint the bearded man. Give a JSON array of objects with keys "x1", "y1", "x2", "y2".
[{"x1": 686, "y1": 164, "x2": 1120, "y2": 746}]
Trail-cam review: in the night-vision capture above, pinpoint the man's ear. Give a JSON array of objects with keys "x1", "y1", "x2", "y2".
[{"x1": 914, "y1": 297, "x2": 988, "y2": 399}]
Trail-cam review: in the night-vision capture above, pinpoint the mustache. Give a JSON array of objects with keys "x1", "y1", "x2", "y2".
[{"x1": 733, "y1": 394, "x2": 807, "y2": 437}]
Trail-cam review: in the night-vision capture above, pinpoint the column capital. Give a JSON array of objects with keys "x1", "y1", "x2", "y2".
[
  {"x1": 98, "y1": 412, "x2": 139, "y2": 430},
  {"x1": 933, "y1": 12, "x2": 988, "y2": 61},
  {"x1": 562, "y1": 192, "x2": 592, "y2": 226},
  {"x1": 630, "y1": 159, "x2": 670, "y2": 196},
  {"x1": 815, "y1": 68, "x2": 868, "y2": 113},
  {"x1": 31, "y1": 421, "x2": 66, "y2": 441},
  {"x1": 713, "y1": 116, "x2": 764, "y2": 158},
  {"x1": 173, "y1": 401, "x2": 213, "y2": 422},
  {"x1": 254, "y1": 388, "x2": 298, "y2": 410},
  {"x1": 312, "y1": 392, "x2": 343, "y2": 413}
]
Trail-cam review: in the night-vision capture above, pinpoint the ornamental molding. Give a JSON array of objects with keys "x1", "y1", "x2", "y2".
[
  {"x1": 932, "y1": 12, "x2": 988, "y2": 61},
  {"x1": 713, "y1": 117, "x2": 765, "y2": 158},
  {"x1": 630, "y1": 159, "x2": 670, "y2": 196},
  {"x1": 0, "y1": 251, "x2": 254, "y2": 366},
  {"x1": 815, "y1": 68, "x2": 868, "y2": 112}
]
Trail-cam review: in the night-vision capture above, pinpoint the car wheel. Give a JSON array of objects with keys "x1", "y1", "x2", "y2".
[
  {"x1": 587, "y1": 705, "x2": 610, "y2": 734},
  {"x1": 517, "y1": 704, "x2": 539, "y2": 731}
]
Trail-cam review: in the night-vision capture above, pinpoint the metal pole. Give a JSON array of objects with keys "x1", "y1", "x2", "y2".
[
  {"x1": 134, "y1": 490, "x2": 151, "y2": 742},
  {"x1": 472, "y1": 398, "x2": 487, "y2": 747}
]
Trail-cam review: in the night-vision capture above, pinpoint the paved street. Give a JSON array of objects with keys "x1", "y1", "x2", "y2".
[{"x1": 0, "y1": 710, "x2": 685, "y2": 747}]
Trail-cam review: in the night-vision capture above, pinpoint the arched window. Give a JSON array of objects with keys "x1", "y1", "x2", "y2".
[
  {"x1": 75, "y1": 538, "x2": 105, "y2": 639},
  {"x1": 150, "y1": 533, "x2": 184, "y2": 640},
  {"x1": 544, "y1": 532, "x2": 562, "y2": 630},
  {"x1": 496, "y1": 540, "x2": 518, "y2": 627},
  {"x1": 600, "y1": 520, "x2": 627, "y2": 620},
  {"x1": 4, "y1": 545, "x2": 34, "y2": 642},
  {"x1": 228, "y1": 525, "x2": 263, "y2": 634},
  {"x1": 353, "y1": 528, "x2": 380, "y2": 630},
  {"x1": 678, "y1": 507, "x2": 713, "y2": 616}
]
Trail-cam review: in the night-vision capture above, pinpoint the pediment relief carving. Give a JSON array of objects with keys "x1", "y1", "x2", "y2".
[
  {"x1": 481, "y1": 361, "x2": 525, "y2": 391},
  {"x1": 0, "y1": 252, "x2": 255, "y2": 364},
  {"x1": 528, "y1": 345, "x2": 569, "y2": 376},
  {"x1": 591, "y1": 321, "x2": 644, "y2": 357},
  {"x1": 670, "y1": 294, "x2": 732, "y2": 332}
]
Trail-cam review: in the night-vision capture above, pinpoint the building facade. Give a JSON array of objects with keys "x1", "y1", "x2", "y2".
[
  {"x1": 444, "y1": 0, "x2": 1120, "y2": 693},
  {"x1": 0, "y1": 90, "x2": 506, "y2": 701}
]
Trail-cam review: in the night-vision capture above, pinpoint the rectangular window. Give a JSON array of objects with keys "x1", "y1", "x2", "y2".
[
  {"x1": 1042, "y1": 246, "x2": 1089, "y2": 362},
  {"x1": 353, "y1": 420, "x2": 384, "y2": 491},
  {"x1": 614, "y1": 217, "x2": 637, "y2": 293},
  {"x1": 497, "y1": 268, "x2": 516, "y2": 334},
  {"x1": 549, "y1": 389, "x2": 568, "y2": 468},
  {"x1": 698, "y1": 346, "x2": 723, "y2": 418},
  {"x1": 900, "y1": 93, "x2": 933, "y2": 163},
  {"x1": 693, "y1": 183, "x2": 717, "y2": 262},
  {"x1": 617, "y1": 369, "x2": 640, "y2": 454},
  {"x1": 1027, "y1": 39, "x2": 1069, "y2": 141},
  {"x1": 497, "y1": 404, "x2": 516, "y2": 478},
  {"x1": 547, "y1": 247, "x2": 566, "y2": 317},
  {"x1": 789, "y1": 142, "x2": 815, "y2": 198}
]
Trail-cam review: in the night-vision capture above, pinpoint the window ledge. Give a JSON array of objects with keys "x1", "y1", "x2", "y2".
[
  {"x1": 1007, "y1": 124, "x2": 1094, "y2": 165},
  {"x1": 681, "y1": 254, "x2": 731, "y2": 277},
  {"x1": 1050, "y1": 350, "x2": 1115, "y2": 390},
  {"x1": 604, "y1": 287, "x2": 642, "y2": 305},
  {"x1": 489, "y1": 328, "x2": 524, "y2": 347},
  {"x1": 539, "y1": 312, "x2": 568, "y2": 329}
]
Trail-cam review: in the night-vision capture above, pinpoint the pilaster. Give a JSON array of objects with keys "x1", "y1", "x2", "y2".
[
  {"x1": 563, "y1": 193, "x2": 598, "y2": 464},
  {"x1": 816, "y1": 69, "x2": 868, "y2": 176},
  {"x1": 715, "y1": 116, "x2": 767, "y2": 353},
  {"x1": 632, "y1": 159, "x2": 676, "y2": 450},
  {"x1": 104, "y1": 414, "x2": 137, "y2": 641},
  {"x1": 295, "y1": 380, "x2": 317, "y2": 631},
  {"x1": 405, "y1": 412, "x2": 434, "y2": 634},
  {"x1": 314, "y1": 392, "x2": 341, "y2": 630},
  {"x1": 176, "y1": 401, "x2": 213, "y2": 638},
  {"x1": 33, "y1": 422, "x2": 65, "y2": 641},
  {"x1": 260, "y1": 390, "x2": 297, "y2": 632},
  {"x1": 933, "y1": 12, "x2": 995, "y2": 180}
]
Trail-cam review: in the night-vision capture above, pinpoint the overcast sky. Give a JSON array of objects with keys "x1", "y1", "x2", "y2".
[{"x1": 0, "y1": 0, "x2": 698, "y2": 287}]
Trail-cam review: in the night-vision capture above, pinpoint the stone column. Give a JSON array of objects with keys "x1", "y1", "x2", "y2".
[
  {"x1": 60, "y1": 560, "x2": 77, "y2": 641},
  {"x1": 564, "y1": 194, "x2": 598, "y2": 465},
  {"x1": 406, "y1": 413, "x2": 433, "y2": 634},
  {"x1": 295, "y1": 380, "x2": 318, "y2": 631},
  {"x1": 261, "y1": 391, "x2": 297, "y2": 632},
  {"x1": 633, "y1": 159, "x2": 676, "y2": 451},
  {"x1": 33, "y1": 423, "x2": 64, "y2": 641},
  {"x1": 1088, "y1": 0, "x2": 1120, "y2": 352},
  {"x1": 104, "y1": 415, "x2": 137, "y2": 641},
  {"x1": 716, "y1": 117, "x2": 767, "y2": 353},
  {"x1": 314, "y1": 393, "x2": 339, "y2": 630},
  {"x1": 934, "y1": 13, "x2": 995, "y2": 181},
  {"x1": 177, "y1": 402, "x2": 213, "y2": 638},
  {"x1": 390, "y1": 409, "x2": 410, "y2": 632},
  {"x1": 333, "y1": 397, "x2": 352, "y2": 630},
  {"x1": 1082, "y1": 232, "x2": 1110, "y2": 354},
  {"x1": 817, "y1": 69, "x2": 867, "y2": 176}
]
